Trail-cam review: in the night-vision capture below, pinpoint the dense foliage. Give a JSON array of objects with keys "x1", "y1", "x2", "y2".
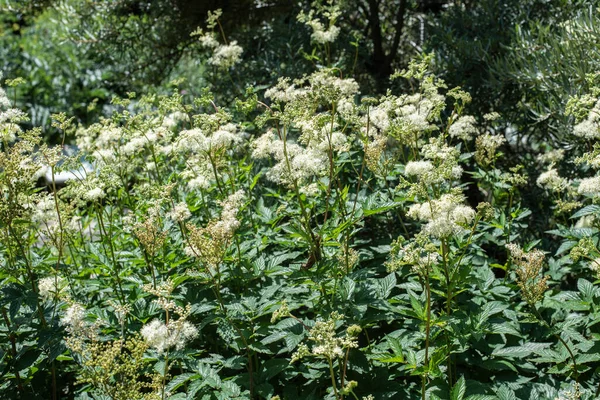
[{"x1": 3, "y1": 2, "x2": 600, "y2": 400}]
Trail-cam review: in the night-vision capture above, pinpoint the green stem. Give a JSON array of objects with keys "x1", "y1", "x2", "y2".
[
  {"x1": 533, "y1": 306, "x2": 578, "y2": 383},
  {"x1": 422, "y1": 267, "x2": 431, "y2": 400},
  {"x1": 441, "y1": 238, "x2": 452, "y2": 388},
  {"x1": 328, "y1": 359, "x2": 340, "y2": 400}
]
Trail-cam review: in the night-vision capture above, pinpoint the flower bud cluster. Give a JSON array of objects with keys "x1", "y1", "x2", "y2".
[{"x1": 291, "y1": 312, "x2": 359, "y2": 363}]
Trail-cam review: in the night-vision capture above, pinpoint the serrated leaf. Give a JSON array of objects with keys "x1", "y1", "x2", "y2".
[
  {"x1": 571, "y1": 204, "x2": 600, "y2": 219},
  {"x1": 474, "y1": 301, "x2": 509, "y2": 329},
  {"x1": 492, "y1": 342, "x2": 551, "y2": 358},
  {"x1": 577, "y1": 278, "x2": 597, "y2": 300},
  {"x1": 379, "y1": 273, "x2": 396, "y2": 299},
  {"x1": 496, "y1": 385, "x2": 516, "y2": 400},
  {"x1": 451, "y1": 376, "x2": 466, "y2": 400}
]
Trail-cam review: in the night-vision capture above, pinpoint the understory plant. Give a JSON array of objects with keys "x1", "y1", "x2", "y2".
[{"x1": 2, "y1": 5, "x2": 600, "y2": 400}]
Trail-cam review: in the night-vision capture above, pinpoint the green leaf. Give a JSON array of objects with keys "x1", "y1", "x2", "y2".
[
  {"x1": 451, "y1": 376, "x2": 467, "y2": 400},
  {"x1": 474, "y1": 301, "x2": 508, "y2": 329},
  {"x1": 492, "y1": 342, "x2": 552, "y2": 358},
  {"x1": 378, "y1": 273, "x2": 396, "y2": 299},
  {"x1": 496, "y1": 385, "x2": 517, "y2": 400},
  {"x1": 571, "y1": 204, "x2": 600, "y2": 219},
  {"x1": 577, "y1": 278, "x2": 597, "y2": 300}
]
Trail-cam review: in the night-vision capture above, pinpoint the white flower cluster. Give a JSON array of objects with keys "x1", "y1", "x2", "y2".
[
  {"x1": 307, "y1": 19, "x2": 340, "y2": 44},
  {"x1": 175, "y1": 123, "x2": 239, "y2": 154},
  {"x1": 140, "y1": 318, "x2": 198, "y2": 354},
  {"x1": 449, "y1": 115, "x2": 478, "y2": 141},
  {"x1": 162, "y1": 111, "x2": 189, "y2": 130},
  {"x1": 553, "y1": 382, "x2": 581, "y2": 400},
  {"x1": 38, "y1": 276, "x2": 66, "y2": 301},
  {"x1": 252, "y1": 131, "x2": 328, "y2": 189},
  {"x1": 536, "y1": 168, "x2": 569, "y2": 192},
  {"x1": 589, "y1": 258, "x2": 600, "y2": 279},
  {"x1": 257, "y1": 71, "x2": 360, "y2": 190},
  {"x1": 403, "y1": 139, "x2": 463, "y2": 187},
  {"x1": 537, "y1": 148, "x2": 565, "y2": 165},
  {"x1": 297, "y1": 3, "x2": 341, "y2": 44},
  {"x1": 209, "y1": 42, "x2": 243, "y2": 69},
  {"x1": 0, "y1": 79, "x2": 27, "y2": 142},
  {"x1": 407, "y1": 194, "x2": 475, "y2": 238},
  {"x1": 362, "y1": 90, "x2": 443, "y2": 154},
  {"x1": 475, "y1": 133, "x2": 506, "y2": 165},
  {"x1": 31, "y1": 193, "x2": 59, "y2": 227},
  {"x1": 175, "y1": 123, "x2": 241, "y2": 190},
  {"x1": 61, "y1": 303, "x2": 87, "y2": 333},
  {"x1": 265, "y1": 78, "x2": 306, "y2": 103},
  {"x1": 573, "y1": 100, "x2": 600, "y2": 139},
  {"x1": 197, "y1": 32, "x2": 243, "y2": 69},
  {"x1": 291, "y1": 312, "x2": 358, "y2": 363},
  {"x1": 184, "y1": 190, "x2": 245, "y2": 260},
  {"x1": 214, "y1": 189, "x2": 245, "y2": 238},
  {"x1": 167, "y1": 202, "x2": 192, "y2": 222},
  {"x1": 578, "y1": 176, "x2": 600, "y2": 196},
  {"x1": 404, "y1": 160, "x2": 434, "y2": 177}
]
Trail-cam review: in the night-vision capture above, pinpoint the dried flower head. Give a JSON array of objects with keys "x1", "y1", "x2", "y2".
[
  {"x1": 506, "y1": 243, "x2": 549, "y2": 305},
  {"x1": 475, "y1": 133, "x2": 505, "y2": 166}
]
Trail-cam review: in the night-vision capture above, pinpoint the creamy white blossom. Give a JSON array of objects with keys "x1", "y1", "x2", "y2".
[
  {"x1": 84, "y1": 187, "x2": 106, "y2": 201},
  {"x1": 449, "y1": 115, "x2": 478, "y2": 140},
  {"x1": 38, "y1": 276, "x2": 65, "y2": 301},
  {"x1": 141, "y1": 319, "x2": 198, "y2": 354},
  {"x1": 408, "y1": 194, "x2": 475, "y2": 238},
  {"x1": 573, "y1": 119, "x2": 600, "y2": 139},
  {"x1": 404, "y1": 160, "x2": 434, "y2": 177},
  {"x1": 537, "y1": 149, "x2": 565, "y2": 165},
  {"x1": 168, "y1": 202, "x2": 192, "y2": 222},
  {"x1": 537, "y1": 169, "x2": 569, "y2": 192},
  {"x1": 61, "y1": 303, "x2": 86, "y2": 332},
  {"x1": 578, "y1": 176, "x2": 600, "y2": 196},
  {"x1": 209, "y1": 42, "x2": 243, "y2": 69}
]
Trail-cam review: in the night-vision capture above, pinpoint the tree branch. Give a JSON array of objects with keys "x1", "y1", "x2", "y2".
[{"x1": 389, "y1": 0, "x2": 408, "y2": 63}]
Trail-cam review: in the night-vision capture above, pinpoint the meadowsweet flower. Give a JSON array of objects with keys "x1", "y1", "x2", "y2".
[
  {"x1": 265, "y1": 78, "x2": 306, "y2": 103},
  {"x1": 291, "y1": 312, "x2": 358, "y2": 363},
  {"x1": 307, "y1": 20, "x2": 340, "y2": 43},
  {"x1": 367, "y1": 107, "x2": 390, "y2": 133},
  {"x1": 554, "y1": 382, "x2": 581, "y2": 400},
  {"x1": 140, "y1": 318, "x2": 198, "y2": 354},
  {"x1": 84, "y1": 187, "x2": 106, "y2": 201},
  {"x1": 254, "y1": 135, "x2": 328, "y2": 187},
  {"x1": 537, "y1": 148, "x2": 565, "y2": 165},
  {"x1": 209, "y1": 42, "x2": 243, "y2": 69},
  {"x1": 168, "y1": 202, "x2": 191, "y2": 222},
  {"x1": 404, "y1": 160, "x2": 434, "y2": 177},
  {"x1": 408, "y1": 194, "x2": 475, "y2": 238},
  {"x1": 271, "y1": 300, "x2": 290, "y2": 323},
  {"x1": 537, "y1": 169, "x2": 569, "y2": 192},
  {"x1": 298, "y1": 4, "x2": 341, "y2": 44},
  {"x1": 449, "y1": 115, "x2": 478, "y2": 141},
  {"x1": 589, "y1": 258, "x2": 600, "y2": 279},
  {"x1": 162, "y1": 111, "x2": 189, "y2": 129},
  {"x1": 61, "y1": 303, "x2": 86, "y2": 332},
  {"x1": 573, "y1": 119, "x2": 600, "y2": 139},
  {"x1": 185, "y1": 190, "x2": 245, "y2": 266},
  {"x1": 199, "y1": 34, "x2": 219, "y2": 49},
  {"x1": 483, "y1": 112, "x2": 501, "y2": 121},
  {"x1": 38, "y1": 276, "x2": 66, "y2": 301},
  {"x1": 578, "y1": 176, "x2": 600, "y2": 196}
]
